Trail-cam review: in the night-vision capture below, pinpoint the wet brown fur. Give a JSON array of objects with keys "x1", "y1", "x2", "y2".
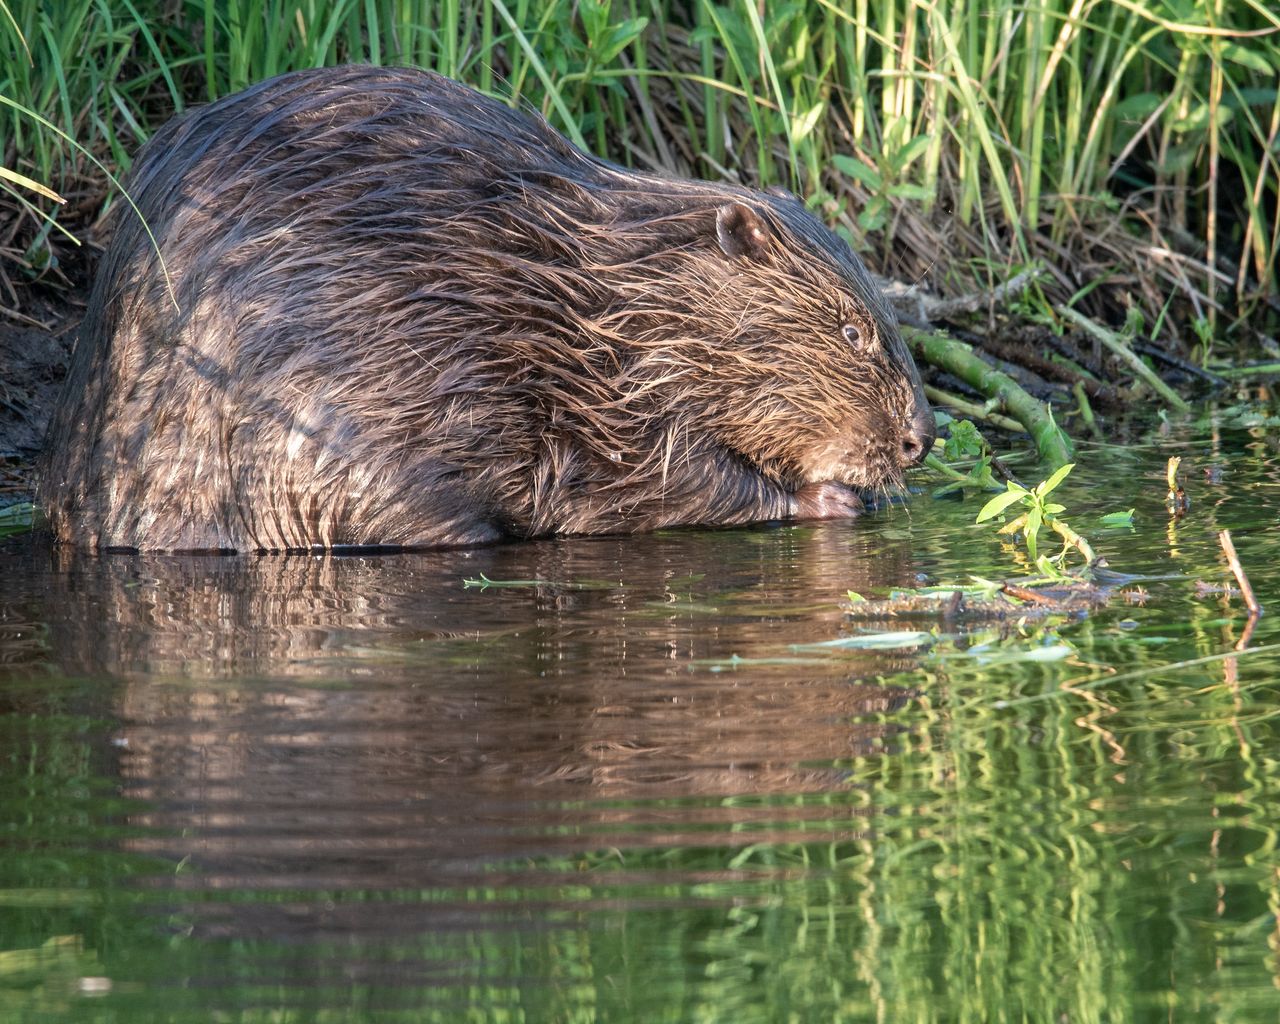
[{"x1": 40, "y1": 65, "x2": 932, "y2": 552}]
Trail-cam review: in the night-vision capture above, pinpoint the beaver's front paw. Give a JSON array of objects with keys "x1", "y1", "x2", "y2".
[{"x1": 791, "y1": 482, "x2": 864, "y2": 520}]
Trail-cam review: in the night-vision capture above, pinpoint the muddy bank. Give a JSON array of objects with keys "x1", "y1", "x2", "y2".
[
  {"x1": 1, "y1": 316, "x2": 76, "y2": 451},
  {"x1": 0, "y1": 237, "x2": 94, "y2": 501},
  {"x1": 0, "y1": 306, "x2": 80, "y2": 502}
]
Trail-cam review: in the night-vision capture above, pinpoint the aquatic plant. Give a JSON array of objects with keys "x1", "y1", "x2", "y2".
[{"x1": 975, "y1": 463, "x2": 1098, "y2": 574}]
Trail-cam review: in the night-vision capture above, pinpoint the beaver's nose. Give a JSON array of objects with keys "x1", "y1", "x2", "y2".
[{"x1": 898, "y1": 404, "x2": 936, "y2": 467}]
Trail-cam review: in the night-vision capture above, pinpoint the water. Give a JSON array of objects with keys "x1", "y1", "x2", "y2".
[{"x1": 3, "y1": 408, "x2": 1279, "y2": 1022}]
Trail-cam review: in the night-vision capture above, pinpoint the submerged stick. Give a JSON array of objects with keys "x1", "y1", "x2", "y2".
[
  {"x1": 1072, "y1": 381, "x2": 1103, "y2": 440},
  {"x1": 923, "y1": 453, "x2": 976, "y2": 485},
  {"x1": 905, "y1": 326, "x2": 1073, "y2": 469},
  {"x1": 1218, "y1": 529, "x2": 1262, "y2": 617},
  {"x1": 1055, "y1": 306, "x2": 1190, "y2": 411}
]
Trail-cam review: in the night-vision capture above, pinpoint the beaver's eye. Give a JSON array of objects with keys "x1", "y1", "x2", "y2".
[{"x1": 842, "y1": 324, "x2": 865, "y2": 348}]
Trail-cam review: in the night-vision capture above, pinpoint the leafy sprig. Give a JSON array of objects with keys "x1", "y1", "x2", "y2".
[{"x1": 975, "y1": 464, "x2": 1098, "y2": 576}]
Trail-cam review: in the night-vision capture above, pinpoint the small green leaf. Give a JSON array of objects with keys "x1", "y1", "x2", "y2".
[
  {"x1": 1221, "y1": 43, "x2": 1275, "y2": 76},
  {"x1": 1025, "y1": 506, "x2": 1043, "y2": 560},
  {"x1": 1173, "y1": 103, "x2": 1232, "y2": 134},
  {"x1": 791, "y1": 100, "x2": 826, "y2": 143},
  {"x1": 1112, "y1": 92, "x2": 1163, "y2": 123},
  {"x1": 595, "y1": 18, "x2": 650, "y2": 63},
  {"x1": 856, "y1": 197, "x2": 888, "y2": 232},
  {"x1": 1099, "y1": 508, "x2": 1136, "y2": 527},
  {"x1": 976, "y1": 486, "x2": 1027, "y2": 523},
  {"x1": 1034, "y1": 554, "x2": 1069, "y2": 580},
  {"x1": 886, "y1": 182, "x2": 934, "y2": 201},
  {"x1": 943, "y1": 418, "x2": 983, "y2": 459},
  {"x1": 890, "y1": 134, "x2": 933, "y2": 174},
  {"x1": 1043, "y1": 503, "x2": 1066, "y2": 515},
  {"x1": 832, "y1": 153, "x2": 882, "y2": 190},
  {"x1": 847, "y1": 590, "x2": 867, "y2": 603},
  {"x1": 1034, "y1": 463, "x2": 1075, "y2": 498}
]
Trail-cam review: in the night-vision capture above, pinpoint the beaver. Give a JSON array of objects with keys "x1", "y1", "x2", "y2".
[{"x1": 40, "y1": 64, "x2": 934, "y2": 552}]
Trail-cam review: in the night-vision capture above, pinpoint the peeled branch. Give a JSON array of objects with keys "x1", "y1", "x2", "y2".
[{"x1": 904, "y1": 326, "x2": 1073, "y2": 470}]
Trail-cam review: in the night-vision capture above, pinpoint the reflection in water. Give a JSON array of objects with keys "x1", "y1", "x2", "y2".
[
  {"x1": 8, "y1": 527, "x2": 918, "y2": 932},
  {"x1": 4, "y1": 417, "x2": 1280, "y2": 1021}
]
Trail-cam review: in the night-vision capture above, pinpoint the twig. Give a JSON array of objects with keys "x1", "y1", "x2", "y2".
[
  {"x1": 1002, "y1": 583, "x2": 1058, "y2": 605},
  {"x1": 0, "y1": 304, "x2": 54, "y2": 330},
  {"x1": 923, "y1": 385, "x2": 1025, "y2": 434},
  {"x1": 1218, "y1": 530, "x2": 1262, "y2": 617},
  {"x1": 905, "y1": 326, "x2": 1073, "y2": 469},
  {"x1": 1049, "y1": 516, "x2": 1098, "y2": 565},
  {"x1": 1233, "y1": 614, "x2": 1258, "y2": 654},
  {"x1": 980, "y1": 334, "x2": 1127, "y2": 406},
  {"x1": 1213, "y1": 362, "x2": 1280, "y2": 380},
  {"x1": 1055, "y1": 305, "x2": 1191, "y2": 411},
  {"x1": 923, "y1": 453, "x2": 972, "y2": 484},
  {"x1": 922, "y1": 452, "x2": 1003, "y2": 491},
  {"x1": 925, "y1": 265, "x2": 1047, "y2": 320},
  {"x1": 1132, "y1": 338, "x2": 1225, "y2": 386}
]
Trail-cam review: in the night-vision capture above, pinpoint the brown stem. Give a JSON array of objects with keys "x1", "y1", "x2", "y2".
[{"x1": 1219, "y1": 529, "x2": 1262, "y2": 617}]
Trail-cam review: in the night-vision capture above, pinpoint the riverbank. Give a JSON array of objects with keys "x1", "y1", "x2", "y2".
[{"x1": 3, "y1": 1, "x2": 1278, "y2": 495}]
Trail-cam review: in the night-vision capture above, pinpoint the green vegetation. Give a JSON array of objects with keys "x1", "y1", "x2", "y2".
[
  {"x1": 909, "y1": 326, "x2": 1076, "y2": 467},
  {"x1": 927, "y1": 418, "x2": 1126, "y2": 585},
  {"x1": 2, "y1": 0, "x2": 1276, "y2": 329},
  {"x1": 975, "y1": 462, "x2": 1097, "y2": 571},
  {"x1": 924, "y1": 413, "x2": 1003, "y2": 494}
]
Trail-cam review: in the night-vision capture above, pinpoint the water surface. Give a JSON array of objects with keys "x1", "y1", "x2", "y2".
[{"x1": 3, "y1": 407, "x2": 1279, "y2": 1022}]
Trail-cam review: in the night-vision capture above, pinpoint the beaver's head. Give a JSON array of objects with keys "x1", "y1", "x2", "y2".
[{"x1": 612, "y1": 196, "x2": 934, "y2": 496}]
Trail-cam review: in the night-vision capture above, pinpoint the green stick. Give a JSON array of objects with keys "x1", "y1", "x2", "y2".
[
  {"x1": 1056, "y1": 305, "x2": 1190, "y2": 411},
  {"x1": 905, "y1": 327, "x2": 1073, "y2": 469}
]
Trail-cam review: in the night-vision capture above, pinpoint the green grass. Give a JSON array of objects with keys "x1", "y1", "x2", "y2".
[{"x1": 1, "y1": 0, "x2": 1277, "y2": 332}]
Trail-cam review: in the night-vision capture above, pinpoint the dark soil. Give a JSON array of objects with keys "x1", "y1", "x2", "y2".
[{"x1": 0, "y1": 252, "x2": 91, "y2": 502}]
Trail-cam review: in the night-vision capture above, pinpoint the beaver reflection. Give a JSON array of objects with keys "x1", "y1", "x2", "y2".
[{"x1": 35, "y1": 525, "x2": 921, "y2": 898}]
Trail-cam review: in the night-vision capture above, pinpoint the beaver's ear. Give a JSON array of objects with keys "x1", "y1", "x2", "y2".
[{"x1": 715, "y1": 202, "x2": 770, "y2": 261}]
